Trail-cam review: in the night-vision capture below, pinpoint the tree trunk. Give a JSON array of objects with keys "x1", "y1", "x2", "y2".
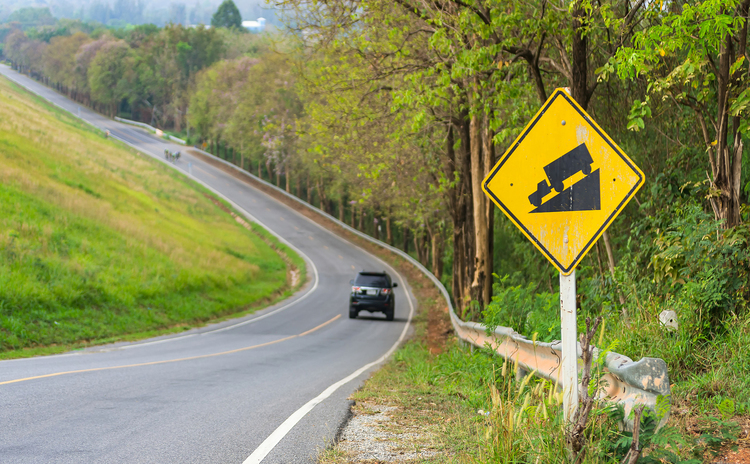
[
  {"x1": 403, "y1": 226, "x2": 410, "y2": 254},
  {"x1": 414, "y1": 228, "x2": 427, "y2": 265},
  {"x1": 449, "y1": 114, "x2": 476, "y2": 317},
  {"x1": 483, "y1": 109, "x2": 496, "y2": 306},
  {"x1": 339, "y1": 199, "x2": 345, "y2": 222},
  {"x1": 428, "y1": 221, "x2": 444, "y2": 279},
  {"x1": 446, "y1": 122, "x2": 469, "y2": 316},
  {"x1": 571, "y1": 1, "x2": 591, "y2": 111},
  {"x1": 469, "y1": 93, "x2": 488, "y2": 309},
  {"x1": 318, "y1": 178, "x2": 328, "y2": 213},
  {"x1": 386, "y1": 212, "x2": 393, "y2": 245},
  {"x1": 432, "y1": 231, "x2": 443, "y2": 279},
  {"x1": 711, "y1": 23, "x2": 744, "y2": 228},
  {"x1": 358, "y1": 206, "x2": 364, "y2": 231},
  {"x1": 174, "y1": 108, "x2": 181, "y2": 133}
]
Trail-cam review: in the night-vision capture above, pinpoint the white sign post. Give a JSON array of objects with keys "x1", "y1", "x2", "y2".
[{"x1": 560, "y1": 270, "x2": 578, "y2": 422}]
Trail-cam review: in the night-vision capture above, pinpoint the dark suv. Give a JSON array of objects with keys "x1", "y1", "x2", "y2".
[{"x1": 349, "y1": 271, "x2": 398, "y2": 320}]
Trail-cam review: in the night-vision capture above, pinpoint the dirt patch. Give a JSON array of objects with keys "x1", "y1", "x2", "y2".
[
  {"x1": 427, "y1": 303, "x2": 452, "y2": 355},
  {"x1": 336, "y1": 402, "x2": 439, "y2": 462},
  {"x1": 715, "y1": 448, "x2": 750, "y2": 464},
  {"x1": 711, "y1": 417, "x2": 750, "y2": 463}
]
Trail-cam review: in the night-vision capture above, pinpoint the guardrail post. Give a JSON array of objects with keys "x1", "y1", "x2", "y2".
[{"x1": 560, "y1": 270, "x2": 578, "y2": 423}]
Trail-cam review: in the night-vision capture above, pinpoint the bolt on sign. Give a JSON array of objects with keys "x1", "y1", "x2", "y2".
[{"x1": 482, "y1": 88, "x2": 645, "y2": 275}]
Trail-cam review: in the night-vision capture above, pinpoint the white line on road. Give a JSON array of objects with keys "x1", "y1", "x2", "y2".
[{"x1": 243, "y1": 231, "x2": 416, "y2": 464}]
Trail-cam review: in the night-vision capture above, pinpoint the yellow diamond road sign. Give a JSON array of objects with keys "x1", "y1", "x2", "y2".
[{"x1": 482, "y1": 88, "x2": 644, "y2": 275}]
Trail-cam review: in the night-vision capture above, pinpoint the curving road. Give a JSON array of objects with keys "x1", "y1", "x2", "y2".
[{"x1": 0, "y1": 64, "x2": 415, "y2": 463}]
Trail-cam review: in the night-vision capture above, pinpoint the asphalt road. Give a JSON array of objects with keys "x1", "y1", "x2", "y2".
[{"x1": 0, "y1": 64, "x2": 416, "y2": 463}]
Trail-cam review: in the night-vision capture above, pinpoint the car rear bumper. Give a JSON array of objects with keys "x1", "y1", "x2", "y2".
[{"x1": 350, "y1": 298, "x2": 392, "y2": 313}]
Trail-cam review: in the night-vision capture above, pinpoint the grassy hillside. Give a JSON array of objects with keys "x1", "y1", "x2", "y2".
[{"x1": 0, "y1": 76, "x2": 302, "y2": 358}]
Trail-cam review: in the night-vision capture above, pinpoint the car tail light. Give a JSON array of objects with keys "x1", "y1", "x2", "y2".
[
  {"x1": 382, "y1": 288, "x2": 390, "y2": 294},
  {"x1": 351, "y1": 286, "x2": 360, "y2": 293}
]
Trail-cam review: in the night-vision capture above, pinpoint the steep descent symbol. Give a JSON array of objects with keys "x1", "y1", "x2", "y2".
[{"x1": 527, "y1": 143, "x2": 600, "y2": 213}]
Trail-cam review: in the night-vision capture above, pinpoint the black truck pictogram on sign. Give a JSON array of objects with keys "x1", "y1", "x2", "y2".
[{"x1": 527, "y1": 143, "x2": 601, "y2": 213}]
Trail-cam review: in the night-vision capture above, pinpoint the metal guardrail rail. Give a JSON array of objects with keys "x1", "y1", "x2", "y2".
[
  {"x1": 187, "y1": 146, "x2": 671, "y2": 429},
  {"x1": 114, "y1": 117, "x2": 187, "y2": 145}
]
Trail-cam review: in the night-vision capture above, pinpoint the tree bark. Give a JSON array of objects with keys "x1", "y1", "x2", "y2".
[
  {"x1": 402, "y1": 226, "x2": 410, "y2": 254},
  {"x1": 414, "y1": 228, "x2": 428, "y2": 265},
  {"x1": 386, "y1": 213, "x2": 393, "y2": 246},
  {"x1": 429, "y1": 223, "x2": 444, "y2": 278},
  {"x1": 483, "y1": 109, "x2": 496, "y2": 306},
  {"x1": 571, "y1": 1, "x2": 591, "y2": 110},
  {"x1": 459, "y1": 114, "x2": 476, "y2": 315},
  {"x1": 469, "y1": 88, "x2": 489, "y2": 309},
  {"x1": 711, "y1": 24, "x2": 743, "y2": 228}
]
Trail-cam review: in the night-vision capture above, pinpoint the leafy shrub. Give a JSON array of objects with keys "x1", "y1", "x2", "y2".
[{"x1": 481, "y1": 275, "x2": 560, "y2": 342}]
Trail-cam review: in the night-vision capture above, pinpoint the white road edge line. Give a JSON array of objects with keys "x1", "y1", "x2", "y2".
[{"x1": 243, "y1": 255, "x2": 415, "y2": 464}]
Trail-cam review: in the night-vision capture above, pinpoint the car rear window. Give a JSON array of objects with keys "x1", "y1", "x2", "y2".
[{"x1": 355, "y1": 274, "x2": 389, "y2": 287}]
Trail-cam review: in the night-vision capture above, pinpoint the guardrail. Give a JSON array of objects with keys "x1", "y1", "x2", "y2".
[
  {"x1": 185, "y1": 146, "x2": 671, "y2": 429},
  {"x1": 114, "y1": 117, "x2": 187, "y2": 145}
]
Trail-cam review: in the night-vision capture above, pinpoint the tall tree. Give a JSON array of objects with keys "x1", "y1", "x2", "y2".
[
  {"x1": 211, "y1": 0, "x2": 242, "y2": 30},
  {"x1": 88, "y1": 40, "x2": 134, "y2": 116},
  {"x1": 614, "y1": 0, "x2": 750, "y2": 228}
]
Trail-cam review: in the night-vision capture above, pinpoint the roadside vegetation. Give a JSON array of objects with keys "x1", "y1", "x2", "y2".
[
  {"x1": 0, "y1": 76, "x2": 301, "y2": 359},
  {"x1": 325, "y1": 320, "x2": 743, "y2": 463},
  {"x1": 321, "y1": 259, "x2": 741, "y2": 463},
  {"x1": 3, "y1": 0, "x2": 750, "y2": 460}
]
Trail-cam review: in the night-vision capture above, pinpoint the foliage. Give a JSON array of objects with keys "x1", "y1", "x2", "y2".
[
  {"x1": 88, "y1": 39, "x2": 133, "y2": 115},
  {"x1": 8, "y1": 7, "x2": 55, "y2": 29},
  {"x1": 481, "y1": 276, "x2": 560, "y2": 342},
  {"x1": 211, "y1": 0, "x2": 243, "y2": 31},
  {"x1": 3, "y1": 21, "x2": 225, "y2": 129}
]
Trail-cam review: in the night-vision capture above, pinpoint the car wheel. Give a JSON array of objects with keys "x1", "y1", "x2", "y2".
[
  {"x1": 349, "y1": 308, "x2": 358, "y2": 319},
  {"x1": 385, "y1": 308, "x2": 394, "y2": 321}
]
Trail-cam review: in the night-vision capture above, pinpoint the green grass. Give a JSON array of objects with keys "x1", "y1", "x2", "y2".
[{"x1": 0, "y1": 76, "x2": 303, "y2": 358}]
